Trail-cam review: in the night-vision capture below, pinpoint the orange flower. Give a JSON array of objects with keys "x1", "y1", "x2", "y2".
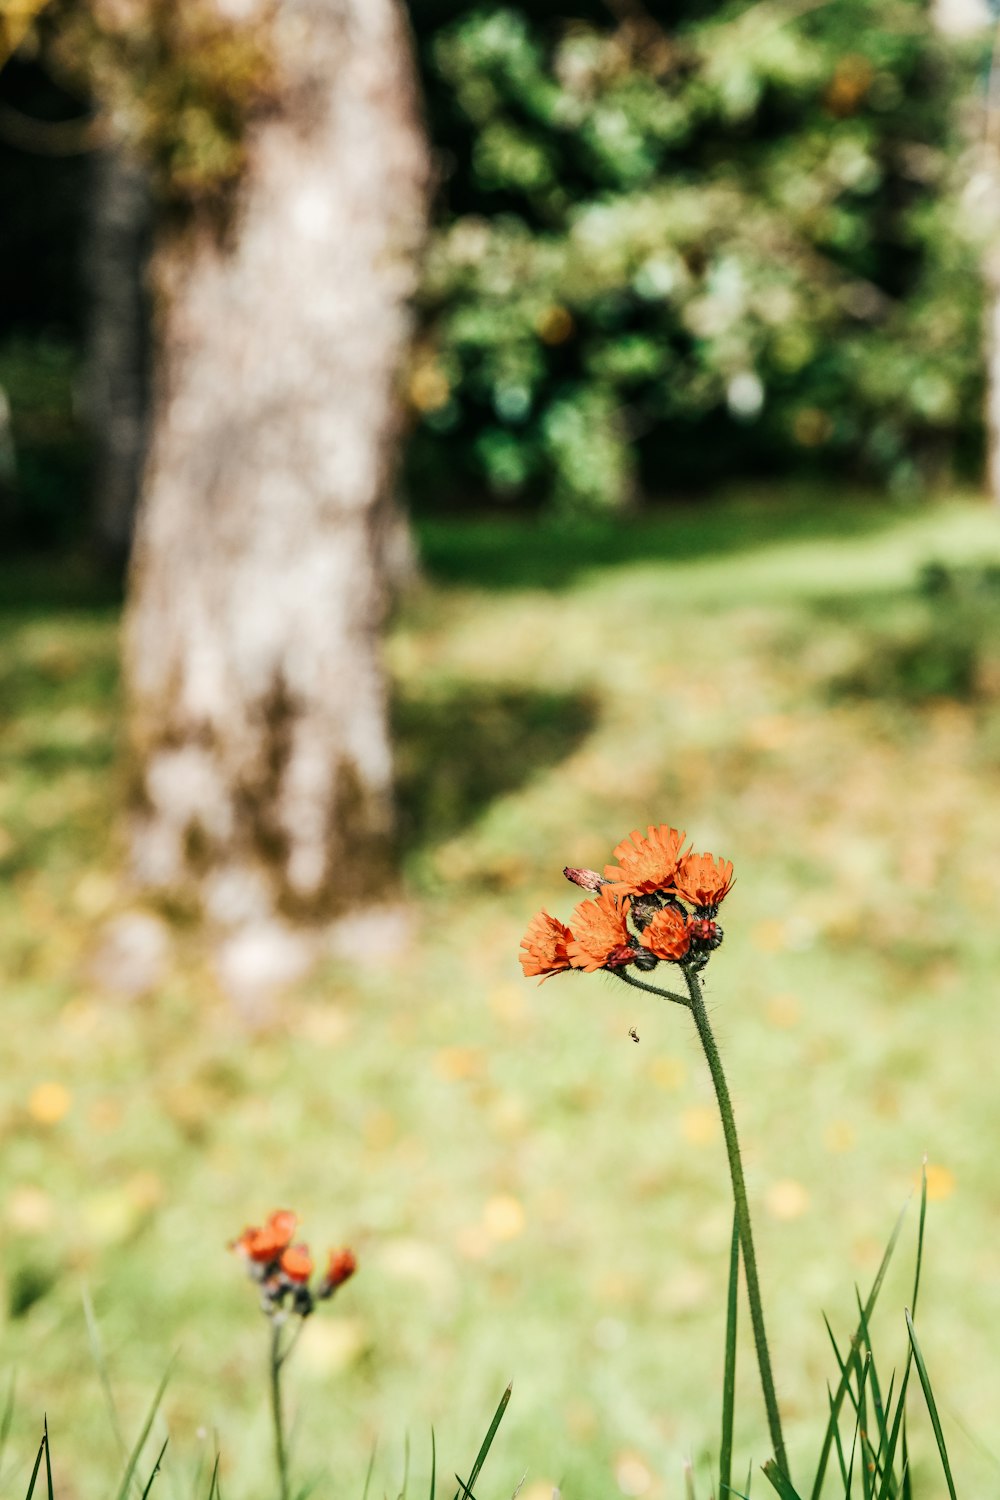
[
  {"x1": 673, "y1": 852, "x2": 734, "y2": 910},
  {"x1": 232, "y1": 1208, "x2": 298, "y2": 1264},
  {"x1": 567, "y1": 887, "x2": 636, "y2": 972},
  {"x1": 520, "y1": 911, "x2": 574, "y2": 983},
  {"x1": 279, "y1": 1243, "x2": 314, "y2": 1283},
  {"x1": 640, "y1": 905, "x2": 692, "y2": 962},
  {"x1": 320, "y1": 1247, "x2": 357, "y2": 1295},
  {"x1": 604, "y1": 825, "x2": 688, "y2": 895}
]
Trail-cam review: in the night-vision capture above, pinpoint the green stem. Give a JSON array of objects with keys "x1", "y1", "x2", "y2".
[
  {"x1": 720, "y1": 1210, "x2": 739, "y2": 1498},
  {"x1": 611, "y1": 968, "x2": 690, "y2": 1007},
  {"x1": 684, "y1": 966, "x2": 790, "y2": 1479},
  {"x1": 270, "y1": 1319, "x2": 290, "y2": 1500}
]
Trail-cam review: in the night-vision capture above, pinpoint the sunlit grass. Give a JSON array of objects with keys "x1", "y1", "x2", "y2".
[{"x1": 1, "y1": 489, "x2": 1000, "y2": 1496}]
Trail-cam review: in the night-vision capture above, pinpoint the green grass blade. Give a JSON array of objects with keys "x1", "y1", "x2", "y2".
[
  {"x1": 361, "y1": 1444, "x2": 377, "y2": 1500},
  {"x1": 684, "y1": 1457, "x2": 696, "y2": 1500},
  {"x1": 720, "y1": 1212, "x2": 739, "y2": 1499},
  {"x1": 23, "y1": 1428, "x2": 46, "y2": 1500},
  {"x1": 399, "y1": 1432, "x2": 411, "y2": 1500},
  {"x1": 207, "y1": 1452, "x2": 222, "y2": 1500},
  {"x1": 0, "y1": 1373, "x2": 16, "y2": 1476},
  {"x1": 453, "y1": 1383, "x2": 511, "y2": 1500},
  {"x1": 822, "y1": 1314, "x2": 859, "y2": 1420},
  {"x1": 428, "y1": 1429, "x2": 436, "y2": 1500},
  {"x1": 855, "y1": 1290, "x2": 890, "y2": 1454},
  {"x1": 854, "y1": 1291, "x2": 891, "y2": 1493},
  {"x1": 83, "y1": 1286, "x2": 131, "y2": 1474},
  {"x1": 845, "y1": 1356, "x2": 873, "y2": 1500},
  {"x1": 898, "y1": 1159, "x2": 930, "y2": 1499},
  {"x1": 876, "y1": 1361, "x2": 912, "y2": 1500},
  {"x1": 139, "y1": 1436, "x2": 168, "y2": 1499},
  {"x1": 111, "y1": 1362, "x2": 173, "y2": 1500},
  {"x1": 858, "y1": 1361, "x2": 873, "y2": 1500},
  {"x1": 761, "y1": 1459, "x2": 803, "y2": 1499},
  {"x1": 43, "y1": 1415, "x2": 53, "y2": 1500},
  {"x1": 910, "y1": 1163, "x2": 928, "y2": 1321},
  {"x1": 810, "y1": 1200, "x2": 910, "y2": 1500},
  {"x1": 827, "y1": 1384, "x2": 850, "y2": 1492},
  {"x1": 904, "y1": 1309, "x2": 958, "y2": 1500}
]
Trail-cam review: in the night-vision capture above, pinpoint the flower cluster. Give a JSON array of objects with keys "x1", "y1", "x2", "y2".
[
  {"x1": 520, "y1": 825, "x2": 733, "y2": 985},
  {"x1": 231, "y1": 1208, "x2": 356, "y2": 1318}
]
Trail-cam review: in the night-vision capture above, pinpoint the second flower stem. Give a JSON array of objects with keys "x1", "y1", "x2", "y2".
[
  {"x1": 270, "y1": 1319, "x2": 290, "y2": 1500},
  {"x1": 684, "y1": 966, "x2": 790, "y2": 1480}
]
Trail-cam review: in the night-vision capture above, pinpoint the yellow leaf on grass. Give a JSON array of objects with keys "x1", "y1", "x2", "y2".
[
  {"x1": 752, "y1": 919, "x2": 787, "y2": 953},
  {"x1": 824, "y1": 1121, "x2": 856, "y2": 1154},
  {"x1": 765, "y1": 993, "x2": 800, "y2": 1028},
  {"x1": 298, "y1": 1317, "x2": 368, "y2": 1374},
  {"x1": 924, "y1": 1163, "x2": 955, "y2": 1201},
  {"x1": 7, "y1": 1186, "x2": 55, "y2": 1233},
  {"x1": 433, "y1": 1046, "x2": 485, "y2": 1081},
  {"x1": 483, "y1": 1194, "x2": 525, "y2": 1241},
  {"x1": 648, "y1": 1055, "x2": 685, "y2": 1090},
  {"x1": 766, "y1": 1179, "x2": 810, "y2": 1221},
  {"x1": 614, "y1": 1452, "x2": 653, "y2": 1497},
  {"x1": 680, "y1": 1106, "x2": 718, "y2": 1145},
  {"x1": 28, "y1": 1082, "x2": 72, "y2": 1125}
]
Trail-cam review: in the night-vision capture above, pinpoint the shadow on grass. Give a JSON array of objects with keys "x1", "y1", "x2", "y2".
[
  {"x1": 808, "y1": 561, "x2": 1000, "y2": 705},
  {"x1": 394, "y1": 681, "x2": 598, "y2": 852},
  {"x1": 415, "y1": 488, "x2": 904, "y2": 592}
]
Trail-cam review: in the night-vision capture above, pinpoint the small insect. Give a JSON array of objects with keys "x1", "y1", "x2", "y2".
[{"x1": 628, "y1": 1027, "x2": 640, "y2": 1044}]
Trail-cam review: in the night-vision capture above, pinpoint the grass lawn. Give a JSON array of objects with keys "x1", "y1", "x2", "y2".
[{"x1": 1, "y1": 487, "x2": 1000, "y2": 1497}]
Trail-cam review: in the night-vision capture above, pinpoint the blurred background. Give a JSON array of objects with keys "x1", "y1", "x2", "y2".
[{"x1": 3, "y1": 0, "x2": 1000, "y2": 1494}]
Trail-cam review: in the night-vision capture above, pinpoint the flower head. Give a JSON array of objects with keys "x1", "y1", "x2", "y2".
[
  {"x1": 319, "y1": 1247, "x2": 357, "y2": 1297},
  {"x1": 231, "y1": 1208, "x2": 298, "y2": 1265},
  {"x1": 567, "y1": 887, "x2": 637, "y2": 972},
  {"x1": 640, "y1": 905, "x2": 693, "y2": 963},
  {"x1": 519, "y1": 911, "x2": 574, "y2": 984},
  {"x1": 604, "y1": 825, "x2": 688, "y2": 895},
  {"x1": 673, "y1": 852, "x2": 734, "y2": 912},
  {"x1": 279, "y1": 1244, "x2": 314, "y2": 1284}
]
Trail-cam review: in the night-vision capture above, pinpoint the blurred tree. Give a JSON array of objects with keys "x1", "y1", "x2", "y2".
[
  {"x1": 123, "y1": 0, "x2": 427, "y2": 957},
  {"x1": 83, "y1": 145, "x2": 152, "y2": 567},
  {"x1": 28, "y1": 0, "x2": 429, "y2": 964},
  {"x1": 407, "y1": 0, "x2": 987, "y2": 512}
]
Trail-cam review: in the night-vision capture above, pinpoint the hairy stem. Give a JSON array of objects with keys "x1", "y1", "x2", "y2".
[
  {"x1": 270, "y1": 1319, "x2": 290, "y2": 1500},
  {"x1": 611, "y1": 968, "x2": 690, "y2": 1007},
  {"x1": 684, "y1": 966, "x2": 789, "y2": 1478}
]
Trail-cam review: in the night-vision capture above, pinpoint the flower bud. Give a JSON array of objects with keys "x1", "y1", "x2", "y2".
[
  {"x1": 563, "y1": 867, "x2": 605, "y2": 892},
  {"x1": 319, "y1": 1247, "x2": 357, "y2": 1298}
]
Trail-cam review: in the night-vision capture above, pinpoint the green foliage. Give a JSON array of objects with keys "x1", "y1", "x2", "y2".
[
  {"x1": 411, "y1": 1, "x2": 987, "y2": 511},
  {"x1": 37, "y1": 0, "x2": 279, "y2": 211}
]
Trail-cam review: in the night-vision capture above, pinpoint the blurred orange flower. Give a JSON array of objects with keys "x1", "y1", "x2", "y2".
[
  {"x1": 520, "y1": 911, "x2": 574, "y2": 983},
  {"x1": 604, "y1": 825, "x2": 688, "y2": 895},
  {"x1": 673, "y1": 853, "x2": 734, "y2": 910},
  {"x1": 321, "y1": 1247, "x2": 358, "y2": 1295},
  {"x1": 568, "y1": 887, "x2": 635, "y2": 972},
  {"x1": 279, "y1": 1244, "x2": 314, "y2": 1283},
  {"x1": 232, "y1": 1208, "x2": 298, "y2": 1263},
  {"x1": 640, "y1": 906, "x2": 692, "y2": 962}
]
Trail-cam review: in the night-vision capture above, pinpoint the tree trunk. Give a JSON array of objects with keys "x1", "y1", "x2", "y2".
[
  {"x1": 932, "y1": 0, "x2": 997, "y2": 495},
  {"x1": 124, "y1": 0, "x2": 427, "y2": 958},
  {"x1": 83, "y1": 144, "x2": 152, "y2": 568}
]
